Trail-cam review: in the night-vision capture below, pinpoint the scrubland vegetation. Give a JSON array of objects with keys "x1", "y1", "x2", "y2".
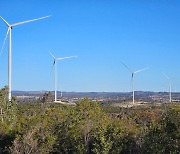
[{"x1": 0, "y1": 86, "x2": 180, "y2": 154}]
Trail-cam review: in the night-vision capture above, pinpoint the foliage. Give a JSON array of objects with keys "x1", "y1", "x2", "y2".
[
  {"x1": 0, "y1": 88, "x2": 180, "y2": 153},
  {"x1": 40, "y1": 91, "x2": 53, "y2": 103},
  {"x1": 0, "y1": 86, "x2": 17, "y2": 153},
  {"x1": 142, "y1": 105, "x2": 180, "y2": 154}
]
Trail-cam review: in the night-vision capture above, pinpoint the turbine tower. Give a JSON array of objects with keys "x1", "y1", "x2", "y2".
[
  {"x1": 49, "y1": 52, "x2": 77, "y2": 102},
  {"x1": 0, "y1": 15, "x2": 51, "y2": 102},
  {"x1": 163, "y1": 73, "x2": 172, "y2": 103},
  {"x1": 122, "y1": 62, "x2": 148, "y2": 104}
]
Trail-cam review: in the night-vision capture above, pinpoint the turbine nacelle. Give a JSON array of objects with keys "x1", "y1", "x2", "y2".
[{"x1": 53, "y1": 60, "x2": 56, "y2": 65}]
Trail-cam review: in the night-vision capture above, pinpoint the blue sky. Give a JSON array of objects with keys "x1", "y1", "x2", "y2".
[{"x1": 0, "y1": 0, "x2": 180, "y2": 92}]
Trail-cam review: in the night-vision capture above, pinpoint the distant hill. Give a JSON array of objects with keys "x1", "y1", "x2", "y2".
[
  {"x1": 12, "y1": 90, "x2": 180, "y2": 98},
  {"x1": 12, "y1": 90, "x2": 180, "y2": 103}
]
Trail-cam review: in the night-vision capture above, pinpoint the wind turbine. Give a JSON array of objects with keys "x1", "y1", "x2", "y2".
[
  {"x1": 0, "y1": 15, "x2": 51, "y2": 102},
  {"x1": 163, "y1": 73, "x2": 172, "y2": 103},
  {"x1": 122, "y1": 62, "x2": 148, "y2": 104},
  {"x1": 49, "y1": 52, "x2": 78, "y2": 102}
]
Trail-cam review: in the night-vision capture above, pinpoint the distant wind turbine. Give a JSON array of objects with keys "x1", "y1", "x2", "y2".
[
  {"x1": 163, "y1": 73, "x2": 172, "y2": 103},
  {"x1": 122, "y1": 62, "x2": 148, "y2": 104},
  {"x1": 0, "y1": 15, "x2": 51, "y2": 102},
  {"x1": 49, "y1": 51, "x2": 78, "y2": 102}
]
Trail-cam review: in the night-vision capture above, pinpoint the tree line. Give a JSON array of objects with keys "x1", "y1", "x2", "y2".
[{"x1": 0, "y1": 86, "x2": 179, "y2": 153}]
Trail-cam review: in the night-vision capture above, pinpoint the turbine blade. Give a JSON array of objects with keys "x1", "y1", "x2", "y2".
[
  {"x1": 134, "y1": 67, "x2": 148, "y2": 74},
  {"x1": 121, "y1": 61, "x2": 132, "y2": 73},
  {"x1": 0, "y1": 16, "x2": 10, "y2": 27},
  {"x1": 11, "y1": 15, "x2": 51, "y2": 27},
  {"x1": 49, "y1": 51, "x2": 56, "y2": 59},
  {"x1": 0, "y1": 28, "x2": 10, "y2": 56},
  {"x1": 57, "y1": 56, "x2": 78, "y2": 60},
  {"x1": 163, "y1": 72, "x2": 170, "y2": 80}
]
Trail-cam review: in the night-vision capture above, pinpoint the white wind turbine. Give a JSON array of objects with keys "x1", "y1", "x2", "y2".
[
  {"x1": 122, "y1": 62, "x2": 148, "y2": 104},
  {"x1": 163, "y1": 73, "x2": 172, "y2": 103},
  {"x1": 0, "y1": 15, "x2": 51, "y2": 102},
  {"x1": 49, "y1": 52, "x2": 78, "y2": 102}
]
